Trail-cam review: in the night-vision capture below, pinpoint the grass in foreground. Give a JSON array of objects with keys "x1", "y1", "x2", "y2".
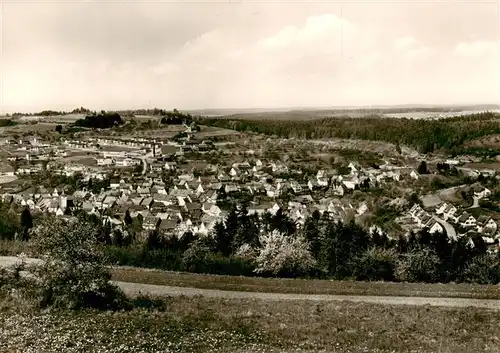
[
  {"x1": 2, "y1": 294, "x2": 500, "y2": 353},
  {"x1": 111, "y1": 267, "x2": 500, "y2": 300}
]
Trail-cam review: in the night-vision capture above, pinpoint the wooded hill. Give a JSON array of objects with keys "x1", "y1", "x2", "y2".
[{"x1": 201, "y1": 111, "x2": 500, "y2": 154}]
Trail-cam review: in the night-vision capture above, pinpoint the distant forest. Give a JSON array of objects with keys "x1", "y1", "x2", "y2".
[
  {"x1": 74, "y1": 111, "x2": 124, "y2": 129},
  {"x1": 200, "y1": 111, "x2": 500, "y2": 154}
]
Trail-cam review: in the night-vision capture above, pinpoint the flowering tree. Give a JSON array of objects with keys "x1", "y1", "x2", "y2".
[
  {"x1": 254, "y1": 230, "x2": 316, "y2": 277},
  {"x1": 27, "y1": 217, "x2": 127, "y2": 310}
]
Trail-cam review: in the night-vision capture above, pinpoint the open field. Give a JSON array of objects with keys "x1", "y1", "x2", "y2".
[
  {"x1": 197, "y1": 125, "x2": 242, "y2": 137},
  {"x1": 463, "y1": 162, "x2": 500, "y2": 170},
  {"x1": 0, "y1": 175, "x2": 18, "y2": 184},
  {"x1": 2, "y1": 294, "x2": 500, "y2": 353},
  {"x1": 111, "y1": 267, "x2": 500, "y2": 300},
  {"x1": 0, "y1": 122, "x2": 60, "y2": 134},
  {"x1": 215, "y1": 108, "x2": 500, "y2": 121}
]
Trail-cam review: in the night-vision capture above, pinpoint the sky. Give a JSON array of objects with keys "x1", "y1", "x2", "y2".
[{"x1": 1, "y1": 0, "x2": 499, "y2": 113}]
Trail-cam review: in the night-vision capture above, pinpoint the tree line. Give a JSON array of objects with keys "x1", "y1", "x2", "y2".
[
  {"x1": 104, "y1": 206, "x2": 500, "y2": 285},
  {"x1": 2, "y1": 203, "x2": 499, "y2": 284},
  {"x1": 74, "y1": 111, "x2": 124, "y2": 129},
  {"x1": 200, "y1": 112, "x2": 500, "y2": 154}
]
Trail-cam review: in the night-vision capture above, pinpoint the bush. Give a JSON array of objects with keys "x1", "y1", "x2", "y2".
[
  {"x1": 104, "y1": 245, "x2": 183, "y2": 271},
  {"x1": 180, "y1": 240, "x2": 255, "y2": 276},
  {"x1": 254, "y1": 230, "x2": 317, "y2": 277},
  {"x1": 395, "y1": 247, "x2": 441, "y2": 283},
  {"x1": 234, "y1": 243, "x2": 258, "y2": 263},
  {"x1": 462, "y1": 254, "x2": 500, "y2": 284},
  {"x1": 353, "y1": 247, "x2": 397, "y2": 281},
  {"x1": 26, "y1": 218, "x2": 129, "y2": 310}
]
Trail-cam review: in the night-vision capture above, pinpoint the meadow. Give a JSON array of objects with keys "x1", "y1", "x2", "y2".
[{"x1": 2, "y1": 293, "x2": 500, "y2": 353}]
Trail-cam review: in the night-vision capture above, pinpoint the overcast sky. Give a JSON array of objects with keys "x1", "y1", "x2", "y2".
[{"x1": 1, "y1": 0, "x2": 499, "y2": 113}]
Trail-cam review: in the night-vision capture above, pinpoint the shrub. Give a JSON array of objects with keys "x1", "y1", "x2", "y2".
[
  {"x1": 182, "y1": 240, "x2": 255, "y2": 276},
  {"x1": 462, "y1": 254, "x2": 500, "y2": 284},
  {"x1": 181, "y1": 240, "x2": 213, "y2": 273},
  {"x1": 26, "y1": 218, "x2": 129, "y2": 310},
  {"x1": 234, "y1": 243, "x2": 257, "y2": 263},
  {"x1": 254, "y1": 230, "x2": 317, "y2": 277},
  {"x1": 395, "y1": 247, "x2": 441, "y2": 283},
  {"x1": 353, "y1": 247, "x2": 398, "y2": 281}
]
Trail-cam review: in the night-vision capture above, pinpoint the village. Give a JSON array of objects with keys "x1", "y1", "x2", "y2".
[{"x1": 0, "y1": 121, "x2": 498, "y2": 251}]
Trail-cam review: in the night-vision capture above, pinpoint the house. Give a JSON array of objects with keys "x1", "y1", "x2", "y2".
[
  {"x1": 97, "y1": 157, "x2": 114, "y2": 166},
  {"x1": 0, "y1": 163, "x2": 15, "y2": 177},
  {"x1": 141, "y1": 216, "x2": 159, "y2": 231},
  {"x1": 158, "y1": 219, "x2": 179, "y2": 235},
  {"x1": 435, "y1": 202, "x2": 448, "y2": 215},
  {"x1": 307, "y1": 179, "x2": 321, "y2": 191},
  {"x1": 268, "y1": 203, "x2": 281, "y2": 216},
  {"x1": 224, "y1": 183, "x2": 239, "y2": 194},
  {"x1": 476, "y1": 216, "x2": 497, "y2": 234},
  {"x1": 289, "y1": 180, "x2": 302, "y2": 194},
  {"x1": 409, "y1": 203, "x2": 423, "y2": 217},
  {"x1": 316, "y1": 176, "x2": 328, "y2": 187},
  {"x1": 357, "y1": 202, "x2": 368, "y2": 215},
  {"x1": 410, "y1": 170, "x2": 419, "y2": 180},
  {"x1": 426, "y1": 220, "x2": 445, "y2": 235},
  {"x1": 342, "y1": 179, "x2": 357, "y2": 190},
  {"x1": 102, "y1": 195, "x2": 117, "y2": 209},
  {"x1": 458, "y1": 212, "x2": 477, "y2": 228},
  {"x1": 110, "y1": 179, "x2": 121, "y2": 189},
  {"x1": 16, "y1": 166, "x2": 33, "y2": 175},
  {"x1": 331, "y1": 183, "x2": 345, "y2": 196},
  {"x1": 229, "y1": 167, "x2": 239, "y2": 177},
  {"x1": 442, "y1": 204, "x2": 458, "y2": 222},
  {"x1": 474, "y1": 188, "x2": 491, "y2": 200},
  {"x1": 140, "y1": 197, "x2": 153, "y2": 208},
  {"x1": 445, "y1": 159, "x2": 460, "y2": 166}
]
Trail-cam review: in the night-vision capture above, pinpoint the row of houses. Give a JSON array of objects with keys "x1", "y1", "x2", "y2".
[{"x1": 410, "y1": 203, "x2": 498, "y2": 238}]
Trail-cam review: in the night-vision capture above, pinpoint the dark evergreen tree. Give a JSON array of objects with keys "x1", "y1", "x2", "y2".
[
  {"x1": 303, "y1": 210, "x2": 321, "y2": 258},
  {"x1": 20, "y1": 208, "x2": 33, "y2": 241},
  {"x1": 213, "y1": 221, "x2": 232, "y2": 256},
  {"x1": 124, "y1": 210, "x2": 132, "y2": 226},
  {"x1": 417, "y1": 161, "x2": 428, "y2": 174}
]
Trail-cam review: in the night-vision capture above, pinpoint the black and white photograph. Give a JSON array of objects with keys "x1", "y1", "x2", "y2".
[{"x1": 0, "y1": 0, "x2": 500, "y2": 352}]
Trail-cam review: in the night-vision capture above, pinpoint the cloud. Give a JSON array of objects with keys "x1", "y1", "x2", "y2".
[
  {"x1": 2, "y1": 2, "x2": 499, "y2": 112},
  {"x1": 394, "y1": 36, "x2": 417, "y2": 49},
  {"x1": 454, "y1": 40, "x2": 499, "y2": 56}
]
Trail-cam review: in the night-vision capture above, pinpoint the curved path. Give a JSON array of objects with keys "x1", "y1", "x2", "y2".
[
  {"x1": 433, "y1": 216, "x2": 457, "y2": 240},
  {"x1": 2, "y1": 256, "x2": 500, "y2": 310},
  {"x1": 116, "y1": 281, "x2": 500, "y2": 310}
]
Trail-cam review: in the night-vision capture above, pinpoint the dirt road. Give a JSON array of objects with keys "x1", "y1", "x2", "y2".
[
  {"x1": 2, "y1": 256, "x2": 500, "y2": 310},
  {"x1": 116, "y1": 281, "x2": 500, "y2": 310}
]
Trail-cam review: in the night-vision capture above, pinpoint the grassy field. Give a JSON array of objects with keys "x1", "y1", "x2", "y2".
[
  {"x1": 2, "y1": 294, "x2": 500, "y2": 353},
  {"x1": 111, "y1": 267, "x2": 500, "y2": 300}
]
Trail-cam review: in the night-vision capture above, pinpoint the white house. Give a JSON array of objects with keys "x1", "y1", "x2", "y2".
[
  {"x1": 357, "y1": 202, "x2": 369, "y2": 215},
  {"x1": 476, "y1": 216, "x2": 497, "y2": 234},
  {"x1": 459, "y1": 213, "x2": 477, "y2": 228},
  {"x1": 427, "y1": 220, "x2": 444, "y2": 234},
  {"x1": 342, "y1": 180, "x2": 357, "y2": 190},
  {"x1": 474, "y1": 188, "x2": 491, "y2": 200},
  {"x1": 442, "y1": 204, "x2": 458, "y2": 222},
  {"x1": 435, "y1": 202, "x2": 448, "y2": 215},
  {"x1": 410, "y1": 170, "x2": 419, "y2": 180},
  {"x1": 97, "y1": 158, "x2": 114, "y2": 166}
]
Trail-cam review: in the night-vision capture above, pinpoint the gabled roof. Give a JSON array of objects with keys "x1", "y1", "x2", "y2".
[{"x1": 458, "y1": 212, "x2": 475, "y2": 222}]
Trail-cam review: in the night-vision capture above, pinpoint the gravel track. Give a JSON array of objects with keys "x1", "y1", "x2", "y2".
[
  {"x1": 116, "y1": 281, "x2": 500, "y2": 310},
  {"x1": 2, "y1": 256, "x2": 500, "y2": 310}
]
